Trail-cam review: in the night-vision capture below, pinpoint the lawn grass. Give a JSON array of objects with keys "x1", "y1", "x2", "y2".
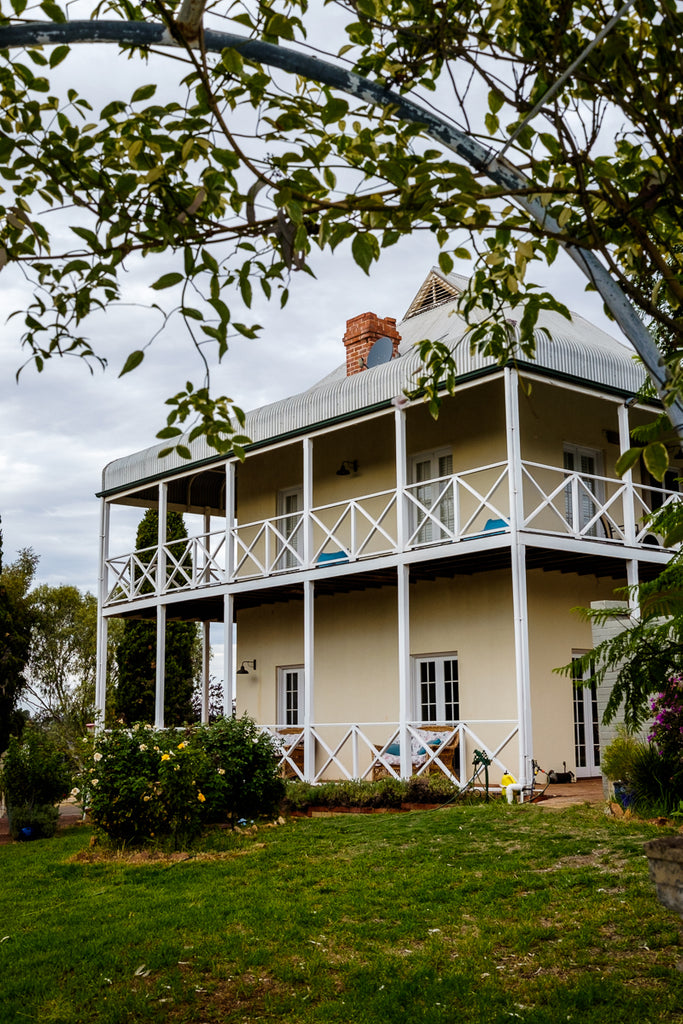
[{"x1": 1, "y1": 802, "x2": 682, "y2": 1023}]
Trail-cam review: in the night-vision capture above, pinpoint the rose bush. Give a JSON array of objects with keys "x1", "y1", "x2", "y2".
[{"x1": 83, "y1": 716, "x2": 284, "y2": 847}]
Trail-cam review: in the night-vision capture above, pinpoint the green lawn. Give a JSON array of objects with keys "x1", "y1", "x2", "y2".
[{"x1": 1, "y1": 803, "x2": 682, "y2": 1023}]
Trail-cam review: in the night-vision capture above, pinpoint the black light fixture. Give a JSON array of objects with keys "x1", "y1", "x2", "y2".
[
  {"x1": 236, "y1": 659, "x2": 256, "y2": 675},
  {"x1": 336, "y1": 460, "x2": 358, "y2": 476}
]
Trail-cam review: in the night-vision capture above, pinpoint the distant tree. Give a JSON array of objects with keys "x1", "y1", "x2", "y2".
[
  {"x1": 24, "y1": 584, "x2": 98, "y2": 728},
  {"x1": 115, "y1": 510, "x2": 200, "y2": 725},
  {"x1": 191, "y1": 674, "x2": 226, "y2": 724},
  {"x1": 0, "y1": 529, "x2": 38, "y2": 753}
]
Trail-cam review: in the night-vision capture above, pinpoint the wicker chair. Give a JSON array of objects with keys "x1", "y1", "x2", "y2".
[
  {"x1": 372, "y1": 727, "x2": 460, "y2": 781},
  {"x1": 277, "y1": 728, "x2": 305, "y2": 780}
]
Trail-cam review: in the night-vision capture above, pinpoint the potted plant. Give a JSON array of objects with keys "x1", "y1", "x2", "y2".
[{"x1": 600, "y1": 728, "x2": 644, "y2": 807}]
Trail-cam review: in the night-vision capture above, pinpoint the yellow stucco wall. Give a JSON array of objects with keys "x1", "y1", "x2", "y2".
[
  {"x1": 525, "y1": 568, "x2": 623, "y2": 772},
  {"x1": 236, "y1": 563, "x2": 623, "y2": 778}
]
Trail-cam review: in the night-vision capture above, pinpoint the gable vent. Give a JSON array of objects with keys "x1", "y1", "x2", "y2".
[{"x1": 403, "y1": 271, "x2": 460, "y2": 320}]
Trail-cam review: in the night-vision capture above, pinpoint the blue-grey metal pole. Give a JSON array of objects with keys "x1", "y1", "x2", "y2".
[{"x1": 0, "y1": 20, "x2": 678, "y2": 433}]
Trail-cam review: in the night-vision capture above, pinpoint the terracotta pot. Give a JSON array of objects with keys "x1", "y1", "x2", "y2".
[{"x1": 644, "y1": 836, "x2": 683, "y2": 918}]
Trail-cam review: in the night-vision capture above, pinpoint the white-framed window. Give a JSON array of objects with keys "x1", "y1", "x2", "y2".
[
  {"x1": 571, "y1": 652, "x2": 601, "y2": 777},
  {"x1": 410, "y1": 449, "x2": 454, "y2": 544},
  {"x1": 413, "y1": 654, "x2": 459, "y2": 723},
  {"x1": 277, "y1": 665, "x2": 304, "y2": 726},
  {"x1": 276, "y1": 486, "x2": 303, "y2": 569},
  {"x1": 563, "y1": 444, "x2": 604, "y2": 537}
]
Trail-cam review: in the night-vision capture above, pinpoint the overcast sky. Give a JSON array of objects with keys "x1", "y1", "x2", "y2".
[{"x1": 0, "y1": 6, "x2": 632, "y2": 596}]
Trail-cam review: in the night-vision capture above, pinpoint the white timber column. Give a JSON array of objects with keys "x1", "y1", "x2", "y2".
[
  {"x1": 223, "y1": 461, "x2": 236, "y2": 718},
  {"x1": 201, "y1": 621, "x2": 211, "y2": 724},
  {"x1": 618, "y1": 401, "x2": 640, "y2": 617},
  {"x1": 303, "y1": 579, "x2": 315, "y2": 781},
  {"x1": 395, "y1": 405, "x2": 411, "y2": 777},
  {"x1": 397, "y1": 562, "x2": 411, "y2": 779},
  {"x1": 200, "y1": 509, "x2": 211, "y2": 724},
  {"x1": 154, "y1": 483, "x2": 168, "y2": 729},
  {"x1": 303, "y1": 436, "x2": 313, "y2": 568},
  {"x1": 394, "y1": 403, "x2": 408, "y2": 551},
  {"x1": 225, "y1": 461, "x2": 236, "y2": 584},
  {"x1": 504, "y1": 367, "x2": 533, "y2": 791},
  {"x1": 94, "y1": 497, "x2": 110, "y2": 728},
  {"x1": 155, "y1": 603, "x2": 167, "y2": 729},
  {"x1": 223, "y1": 594, "x2": 235, "y2": 716}
]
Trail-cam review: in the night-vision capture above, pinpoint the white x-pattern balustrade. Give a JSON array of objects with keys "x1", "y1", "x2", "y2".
[
  {"x1": 266, "y1": 720, "x2": 519, "y2": 786},
  {"x1": 104, "y1": 460, "x2": 681, "y2": 604}
]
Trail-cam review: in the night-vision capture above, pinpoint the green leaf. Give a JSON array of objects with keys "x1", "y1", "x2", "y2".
[
  {"x1": 663, "y1": 521, "x2": 683, "y2": 548},
  {"x1": 642, "y1": 442, "x2": 669, "y2": 482},
  {"x1": 49, "y1": 45, "x2": 69, "y2": 69},
  {"x1": 150, "y1": 272, "x2": 184, "y2": 291},
  {"x1": 438, "y1": 251, "x2": 454, "y2": 275},
  {"x1": 40, "y1": 0, "x2": 66, "y2": 23},
  {"x1": 131, "y1": 84, "x2": 157, "y2": 104},
  {"x1": 119, "y1": 350, "x2": 145, "y2": 377},
  {"x1": 221, "y1": 48, "x2": 244, "y2": 76},
  {"x1": 615, "y1": 447, "x2": 642, "y2": 477},
  {"x1": 156, "y1": 426, "x2": 182, "y2": 439},
  {"x1": 351, "y1": 233, "x2": 378, "y2": 275},
  {"x1": 488, "y1": 89, "x2": 504, "y2": 114}
]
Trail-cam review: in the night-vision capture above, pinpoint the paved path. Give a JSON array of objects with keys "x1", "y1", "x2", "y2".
[{"x1": 530, "y1": 776, "x2": 605, "y2": 809}]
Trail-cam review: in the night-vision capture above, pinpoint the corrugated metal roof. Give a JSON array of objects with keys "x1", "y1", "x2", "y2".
[{"x1": 101, "y1": 268, "x2": 645, "y2": 494}]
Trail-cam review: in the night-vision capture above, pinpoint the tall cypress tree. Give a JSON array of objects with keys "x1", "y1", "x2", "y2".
[
  {"x1": 0, "y1": 522, "x2": 36, "y2": 752},
  {"x1": 115, "y1": 510, "x2": 199, "y2": 726}
]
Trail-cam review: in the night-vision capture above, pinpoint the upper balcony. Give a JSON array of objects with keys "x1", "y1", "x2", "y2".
[{"x1": 103, "y1": 459, "x2": 680, "y2": 607}]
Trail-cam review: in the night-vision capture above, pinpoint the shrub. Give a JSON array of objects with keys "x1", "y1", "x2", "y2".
[
  {"x1": 0, "y1": 727, "x2": 72, "y2": 842},
  {"x1": 0, "y1": 727, "x2": 72, "y2": 809},
  {"x1": 83, "y1": 716, "x2": 284, "y2": 847},
  {"x1": 83, "y1": 724, "x2": 210, "y2": 847},
  {"x1": 281, "y1": 775, "x2": 460, "y2": 813},
  {"x1": 600, "y1": 729, "x2": 645, "y2": 784},
  {"x1": 8, "y1": 804, "x2": 59, "y2": 841},
  {"x1": 649, "y1": 678, "x2": 683, "y2": 766},
  {"x1": 196, "y1": 715, "x2": 285, "y2": 824},
  {"x1": 629, "y1": 742, "x2": 683, "y2": 816}
]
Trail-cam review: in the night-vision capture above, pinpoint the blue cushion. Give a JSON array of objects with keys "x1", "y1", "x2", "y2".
[
  {"x1": 317, "y1": 551, "x2": 348, "y2": 564},
  {"x1": 484, "y1": 518, "x2": 508, "y2": 531},
  {"x1": 385, "y1": 743, "x2": 401, "y2": 756}
]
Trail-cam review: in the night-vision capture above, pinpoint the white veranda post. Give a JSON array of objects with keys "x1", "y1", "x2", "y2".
[
  {"x1": 154, "y1": 483, "x2": 168, "y2": 729},
  {"x1": 617, "y1": 402, "x2": 640, "y2": 617},
  {"x1": 394, "y1": 404, "x2": 412, "y2": 778},
  {"x1": 224, "y1": 460, "x2": 236, "y2": 717},
  {"x1": 95, "y1": 497, "x2": 110, "y2": 727},
  {"x1": 303, "y1": 580, "x2": 315, "y2": 781},
  {"x1": 504, "y1": 367, "x2": 533, "y2": 791}
]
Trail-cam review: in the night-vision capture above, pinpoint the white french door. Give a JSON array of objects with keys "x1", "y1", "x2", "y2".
[
  {"x1": 572, "y1": 654, "x2": 601, "y2": 777},
  {"x1": 411, "y1": 450, "x2": 454, "y2": 544},
  {"x1": 277, "y1": 665, "x2": 304, "y2": 726},
  {"x1": 276, "y1": 487, "x2": 303, "y2": 570},
  {"x1": 563, "y1": 444, "x2": 604, "y2": 537}
]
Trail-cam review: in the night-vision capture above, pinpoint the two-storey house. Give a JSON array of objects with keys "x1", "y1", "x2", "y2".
[{"x1": 95, "y1": 268, "x2": 679, "y2": 794}]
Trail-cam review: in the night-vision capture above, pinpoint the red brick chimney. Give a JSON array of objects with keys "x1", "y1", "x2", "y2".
[{"x1": 343, "y1": 313, "x2": 401, "y2": 376}]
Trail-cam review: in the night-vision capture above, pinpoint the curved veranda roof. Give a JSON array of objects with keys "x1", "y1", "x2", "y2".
[{"x1": 101, "y1": 268, "x2": 646, "y2": 495}]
